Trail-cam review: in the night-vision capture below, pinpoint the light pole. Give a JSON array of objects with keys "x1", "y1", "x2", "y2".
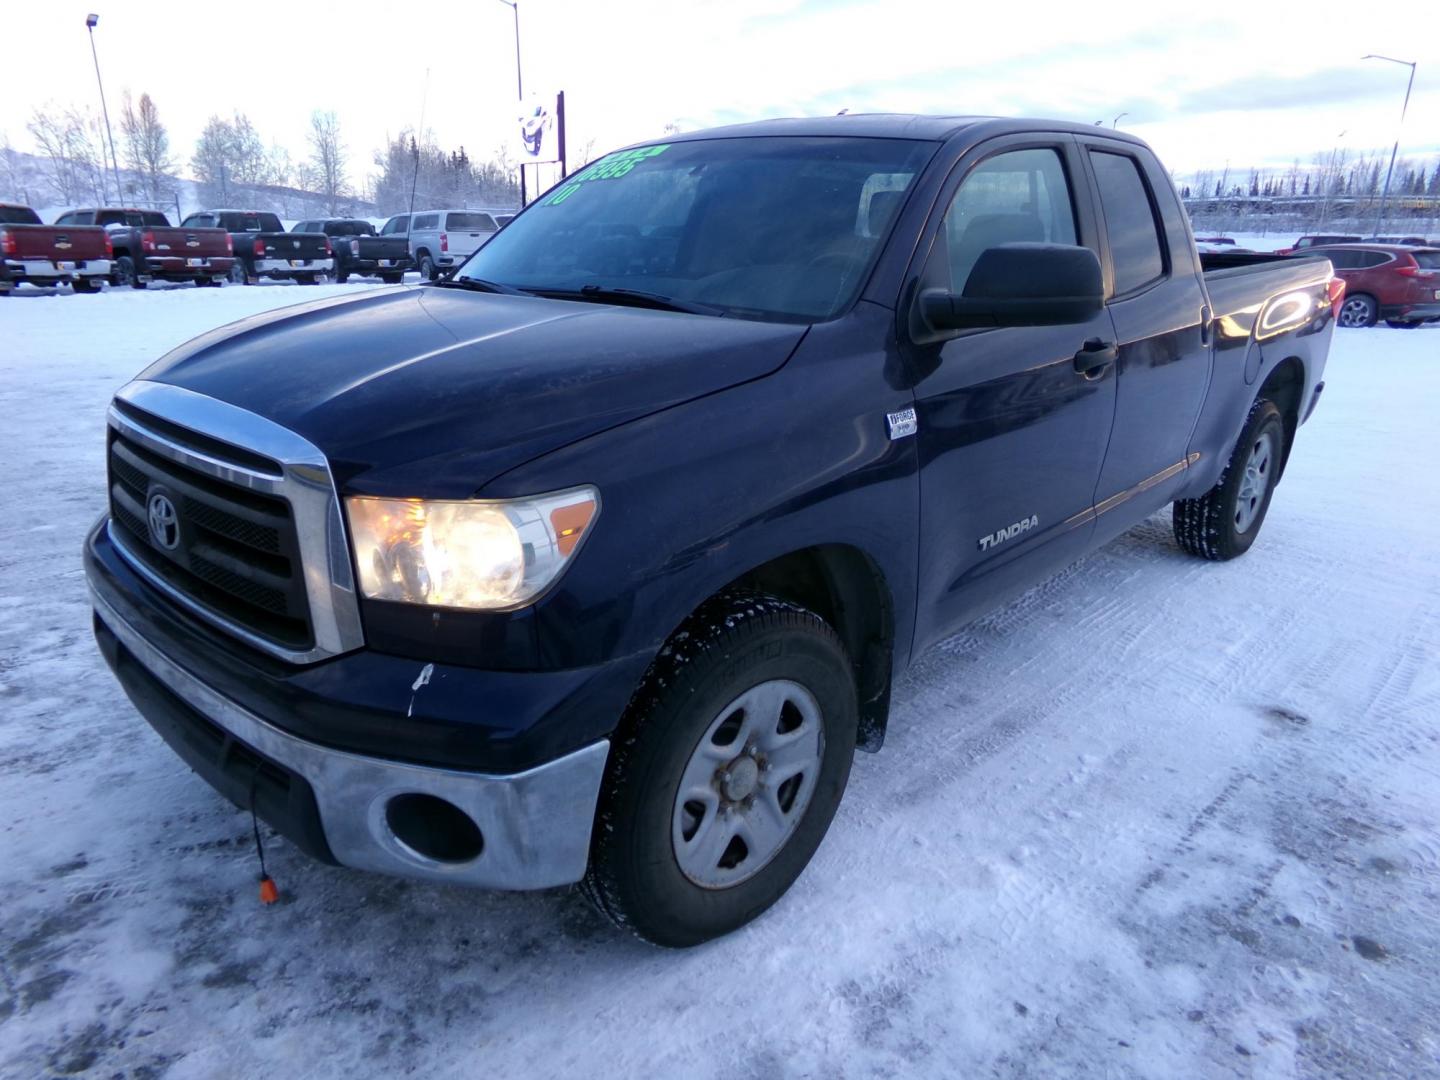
[
  {"x1": 497, "y1": 0, "x2": 526, "y2": 206},
  {"x1": 85, "y1": 14, "x2": 124, "y2": 204},
  {"x1": 1113, "y1": 112, "x2": 1129, "y2": 129},
  {"x1": 1362, "y1": 53, "x2": 1417, "y2": 238}
]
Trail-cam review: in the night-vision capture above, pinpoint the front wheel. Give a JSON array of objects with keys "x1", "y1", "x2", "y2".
[
  {"x1": 1173, "y1": 398, "x2": 1285, "y2": 561},
  {"x1": 584, "y1": 592, "x2": 857, "y2": 947},
  {"x1": 1337, "y1": 293, "x2": 1378, "y2": 328}
]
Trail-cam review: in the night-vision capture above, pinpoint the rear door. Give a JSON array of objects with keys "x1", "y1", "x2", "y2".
[
  {"x1": 908, "y1": 136, "x2": 1118, "y2": 651},
  {"x1": 1079, "y1": 138, "x2": 1212, "y2": 539}
]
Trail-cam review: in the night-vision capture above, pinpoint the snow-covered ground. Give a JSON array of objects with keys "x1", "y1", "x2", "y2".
[{"x1": 1, "y1": 284, "x2": 1438, "y2": 1079}]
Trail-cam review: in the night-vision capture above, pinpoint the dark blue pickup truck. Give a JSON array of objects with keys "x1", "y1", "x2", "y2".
[{"x1": 86, "y1": 115, "x2": 1338, "y2": 946}]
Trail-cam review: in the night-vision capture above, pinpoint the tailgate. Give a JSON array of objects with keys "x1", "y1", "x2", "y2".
[
  {"x1": 154, "y1": 227, "x2": 231, "y2": 257},
  {"x1": 358, "y1": 237, "x2": 409, "y2": 259},
  {"x1": 255, "y1": 232, "x2": 330, "y2": 259},
  {"x1": 7, "y1": 225, "x2": 107, "y2": 260}
]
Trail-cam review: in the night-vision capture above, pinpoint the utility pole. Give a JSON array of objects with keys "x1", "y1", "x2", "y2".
[
  {"x1": 85, "y1": 14, "x2": 124, "y2": 203},
  {"x1": 1362, "y1": 54, "x2": 1417, "y2": 237},
  {"x1": 498, "y1": 0, "x2": 526, "y2": 207}
]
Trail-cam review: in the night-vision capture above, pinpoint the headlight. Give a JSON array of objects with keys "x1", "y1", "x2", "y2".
[{"x1": 346, "y1": 486, "x2": 598, "y2": 610}]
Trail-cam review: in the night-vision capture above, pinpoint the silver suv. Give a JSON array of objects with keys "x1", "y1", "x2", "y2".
[{"x1": 380, "y1": 208, "x2": 514, "y2": 280}]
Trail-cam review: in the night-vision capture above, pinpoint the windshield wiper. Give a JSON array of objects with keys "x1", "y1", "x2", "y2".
[
  {"x1": 437, "y1": 276, "x2": 529, "y2": 296},
  {"x1": 536, "y1": 284, "x2": 724, "y2": 317}
]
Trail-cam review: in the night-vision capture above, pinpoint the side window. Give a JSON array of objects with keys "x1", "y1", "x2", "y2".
[
  {"x1": 381, "y1": 216, "x2": 408, "y2": 235},
  {"x1": 56, "y1": 212, "x2": 75, "y2": 225},
  {"x1": 940, "y1": 148, "x2": 1078, "y2": 293},
  {"x1": 1089, "y1": 151, "x2": 1166, "y2": 294},
  {"x1": 413, "y1": 213, "x2": 439, "y2": 230},
  {"x1": 1353, "y1": 250, "x2": 1391, "y2": 269},
  {"x1": 1315, "y1": 249, "x2": 1353, "y2": 269},
  {"x1": 185, "y1": 214, "x2": 215, "y2": 228}
]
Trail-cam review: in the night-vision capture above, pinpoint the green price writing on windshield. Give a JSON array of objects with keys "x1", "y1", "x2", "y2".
[{"x1": 545, "y1": 144, "x2": 672, "y2": 205}]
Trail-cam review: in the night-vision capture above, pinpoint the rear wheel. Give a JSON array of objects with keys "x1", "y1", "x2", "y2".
[
  {"x1": 114, "y1": 255, "x2": 145, "y2": 289},
  {"x1": 1337, "y1": 293, "x2": 1377, "y2": 328},
  {"x1": 1173, "y1": 398, "x2": 1285, "y2": 561},
  {"x1": 381, "y1": 273, "x2": 403, "y2": 284},
  {"x1": 298, "y1": 272, "x2": 319, "y2": 285},
  {"x1": 335, "y1": 266, "x2": 350, "y2": 283},
  {"x1": 72, "y1": 278, "x2": 103, "y2": 294},
  {"x1": 418, "y1": 254, "x2": 437, "y2": 281},
  {"x1": 583, "y1": 592, "x2": 857, "y2": 947},
  {"x1": 228, "y1": 261, "x2": 250, "y2": 286},
  {"x1": 1384, "y1": 319, "x2": 1419, "y2": 329}
]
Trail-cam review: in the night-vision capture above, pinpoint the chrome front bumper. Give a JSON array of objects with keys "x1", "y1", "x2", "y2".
[{"x1": 91, "y1": 584, "x2": 610, "y2": 889}]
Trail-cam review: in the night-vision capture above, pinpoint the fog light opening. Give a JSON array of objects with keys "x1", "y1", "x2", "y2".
[{"x1": 384, "y1": 793, "x2": 484, "y2": 864}]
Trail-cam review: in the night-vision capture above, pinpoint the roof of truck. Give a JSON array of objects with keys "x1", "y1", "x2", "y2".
[{"x1": 655, "y1": 113, "x2": 1147, "y2": 144}]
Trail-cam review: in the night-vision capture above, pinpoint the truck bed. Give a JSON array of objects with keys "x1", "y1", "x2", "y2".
[{"x1": 1201, "y1": 251, "x2": 1332, "y2": 319}]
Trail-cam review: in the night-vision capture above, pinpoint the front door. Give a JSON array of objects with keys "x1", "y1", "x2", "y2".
[{"x1": 907, "y1": 138, "x2": 1118, "y2": 653}]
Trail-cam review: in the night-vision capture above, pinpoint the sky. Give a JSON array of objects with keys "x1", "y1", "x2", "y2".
[{"x1": 3, "y1": 0, "x2": 1438, "y2": 194}]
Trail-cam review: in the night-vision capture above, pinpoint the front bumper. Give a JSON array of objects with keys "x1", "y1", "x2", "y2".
[
  {"x1": 255, "y1": 257, "x2": 335, "y2": 275},
  {"x1": 91, "y1": 582, "x2": 610, "y2": 889}
]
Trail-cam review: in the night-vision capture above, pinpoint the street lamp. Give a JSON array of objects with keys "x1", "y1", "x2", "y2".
[
  {"x1": 1362, "y1": 54, "x2": 1417, "y2": 237},
  {"x1": 1113, "y1": 112, "x2": 1129, "y2": 128},
  {"x1": 85, "y1": 13, "x2": 124, "y2": 204},
  {"x1": 497, "y1": 0, "x2": 526, "y2": 206}
]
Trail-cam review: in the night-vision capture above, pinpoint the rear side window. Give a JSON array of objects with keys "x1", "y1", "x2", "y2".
[
  {"x1": 446, "y1": 212, "x2": 497, "y2": 231},
  {"x1": 1090, "y1": 151, "x2": 1165, "y2": 294},
  {"x1": 140, "y1": 211, "x2": 170, "y2": 227},
  {"x1": 1312, "y1": 248, "x2": 1356, "y2": 269},
  {"x1": 941, "y1": 147, "x2": 1078, "y2": 293},
  {"x1": 413, "y1": 213, "x2": 440, "y2": 230},
  {"x1": 1352, "y1": 250, "x2": 1392, "y2": 268}
]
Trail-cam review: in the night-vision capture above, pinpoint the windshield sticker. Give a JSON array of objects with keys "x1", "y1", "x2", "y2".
[{"x1": 545, "y1": 144, "x2": 672, "y2": 205}]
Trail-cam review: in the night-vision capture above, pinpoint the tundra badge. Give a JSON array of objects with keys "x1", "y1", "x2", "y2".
[{"x1": 979, "y1": 515, "x2": 1039, "y2": 551}]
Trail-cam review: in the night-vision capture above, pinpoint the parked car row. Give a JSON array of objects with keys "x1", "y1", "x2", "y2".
[{"x1": 2, "y1": 201, "x2": 517, "y2": 295}]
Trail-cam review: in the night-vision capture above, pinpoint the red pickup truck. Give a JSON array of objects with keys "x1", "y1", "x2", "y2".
[
  {"x1": 0, "y1": 203, "x2": 112, "y2": 295},
  {"x1": 54, "y1": 207, "x2": 234, "y2": 288}
]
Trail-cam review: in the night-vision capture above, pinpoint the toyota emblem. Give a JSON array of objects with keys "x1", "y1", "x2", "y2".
[{"x1": 147, "y1": 491, "x2": 180, "y2": 550}]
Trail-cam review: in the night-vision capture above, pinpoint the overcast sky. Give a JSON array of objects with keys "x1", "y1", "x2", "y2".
[{"x1": 4, "y1": 0, "x2": 1438, "y2": 191}]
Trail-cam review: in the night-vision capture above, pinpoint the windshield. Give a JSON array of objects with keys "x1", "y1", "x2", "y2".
[{"x1": 458, "y1": 136, "x2": 935, "y2": 322}]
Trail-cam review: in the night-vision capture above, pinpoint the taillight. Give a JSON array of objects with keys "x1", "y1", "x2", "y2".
[
  {"x1": 1394, "y1": 262, "x2": 1418, "y2": 277},
  {"x1": 440, "y1": 232, "x2": 448, "y2": 252},
  {"x1": 224, "y1": 234, "x2": 233, "y2": 254},
  {"x1": 253, "y1": 237, "x2": 266, "y2": 257},
  {"x1": 0, "y1": 229, "x2": 14, "y2": 256},
  {"x1": 1326, "y1": 277, "x2": 1346, "y2": 319},
  {"x1": 104, "y1": 233, "x2": 113, "y2": 257},
  {"x1": 350, "y1": 239, "x2": 359, "y2": 256},
  {"x1": 141, "y1": 230, "x2": 155, "y2": 252},
  {"x1": 323, "y1": 239, "x2": 332, "y2": 256}
]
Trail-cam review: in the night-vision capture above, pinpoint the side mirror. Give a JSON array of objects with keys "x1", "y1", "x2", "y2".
[{"x1": 919, "y1": 243, "x2": 1104, "y2": 332}]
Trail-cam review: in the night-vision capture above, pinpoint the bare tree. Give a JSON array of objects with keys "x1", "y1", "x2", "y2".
[
  {"x1": 191, "y1": 111, "x2": 274, "y2": 203},
  {"x1": 308, "y1": 111, "x2": 349, "y2": 215},
  {"x1": 27, "y1": 105, "x2": 107, "y2": 204},
  {"x1": 119, "y1": 91, "x2": 175, "y2": 202}
]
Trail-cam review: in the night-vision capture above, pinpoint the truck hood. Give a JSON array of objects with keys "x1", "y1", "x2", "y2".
[{"x1": 140, "y1": 285, "x2": 808, "y2": 496}]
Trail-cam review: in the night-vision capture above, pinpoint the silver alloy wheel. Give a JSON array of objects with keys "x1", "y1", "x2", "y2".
[
  {"x1": 1338, "y1": 296, "x2": 1372, "y2": 327},
  {"x1": 672, "y1": 679, "x2": 824, "y2": 889},
  {"x1": 1234, "y1": 430, "x2": 1275, "y2": 533}
]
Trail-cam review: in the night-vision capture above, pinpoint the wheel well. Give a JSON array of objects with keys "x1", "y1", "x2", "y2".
[
  {"x1": 415, "y1": 247, "x2": 431, "y2": 259},
  {"x1": 1258, "y1": 357, "x2": 1304, "y2": 479},
  {"x1": 727, "y1": 545, "x2": 894, "y2": 752}
]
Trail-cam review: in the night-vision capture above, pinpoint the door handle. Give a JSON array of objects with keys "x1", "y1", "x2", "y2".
[{"x1": 1073, "y1": 338, "x2": 1119, "y2": 375}]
